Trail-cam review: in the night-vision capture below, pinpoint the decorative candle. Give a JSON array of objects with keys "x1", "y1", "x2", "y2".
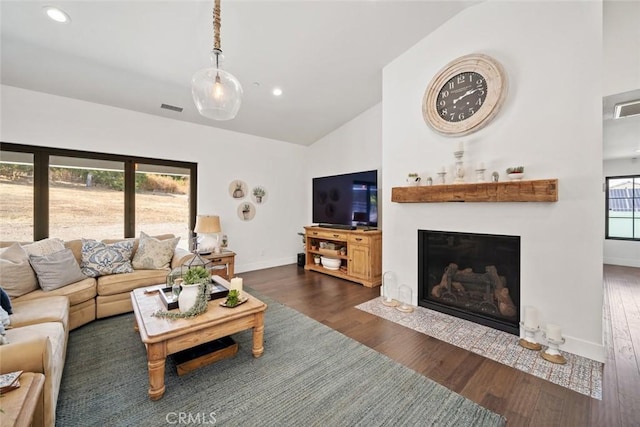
[
  {"x1": 230, "y1": 277, "x2": 243, "y2": 298},
  {"x1": 523, "y1": 306, "x2": 539, "y2": 329},
  {"x1": 546, "y1": 323, "x2": 562, "y2": 341},
  {"x1": 477, "y1": 162, "x2": 485, "y2": 170},
  {"x1": 457, "y1": 141, "x2": 464, "y2": 152},
  {"x1": 440, "y1": 166, "x2": 446, "y2": 173}
]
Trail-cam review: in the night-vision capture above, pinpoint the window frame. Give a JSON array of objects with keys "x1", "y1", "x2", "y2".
[
  {"x1": 1, "y1": 142, "x2": 197, "y2": 241},
  {"x1": 605, "y1": 174, "x2": 639, "y2": 241}
]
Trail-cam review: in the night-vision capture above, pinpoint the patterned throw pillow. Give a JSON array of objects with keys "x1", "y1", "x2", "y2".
[
  {"x1": 131, "y1": 232, "x2": 180, "y2": 270},
  {"x1": 22, "y1": 237, "x2": 65, "y2": 257},
  {"x1": 80, "y1": 239, "x2": 134, "y2": 277}
]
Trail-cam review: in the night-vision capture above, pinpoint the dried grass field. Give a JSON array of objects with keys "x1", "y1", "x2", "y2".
[{"x1": 0, "y1": 181, "x2": 189, "y2": 242}]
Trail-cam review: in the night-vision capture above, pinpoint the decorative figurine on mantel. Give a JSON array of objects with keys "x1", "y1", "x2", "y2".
[{"x1": 453, "y1": 141, "x2": 465, "y2": 184}]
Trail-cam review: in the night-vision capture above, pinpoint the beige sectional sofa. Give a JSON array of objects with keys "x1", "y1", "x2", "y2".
[
  {"x1": 1, "y1": 234, "x2": 192, "y2": 330},
  {"x1": 0, "y1": 234, "x2": 194, "y2": 426}
]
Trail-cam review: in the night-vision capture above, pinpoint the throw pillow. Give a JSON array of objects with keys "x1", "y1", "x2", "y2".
[
  {"x1": 29, "y1": 248, "x2": 87, "y2": 291},
  {"x1": 22, "y1": 237, "x2": 65, "y2": 257},
  {"x1": 0, "y1": 288, "x2": 13, "y2": 315},
  {"x1": 0, "y1": 243, "x2": 38, "y2": 298},
  {"x1": 81, "y1": 239, "x2": 134, "y2": 277},
  {"x1": 0, "y1": 306, "x2": 9, "y2": 327},
  {"x1": 132, "y1": 232, "x2": 180, "y2": 270}
]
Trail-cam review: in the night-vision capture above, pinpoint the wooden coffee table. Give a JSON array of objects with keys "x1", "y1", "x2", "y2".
[{"x1": 130, "y1": 276, "x2": 267, "y2": 400}]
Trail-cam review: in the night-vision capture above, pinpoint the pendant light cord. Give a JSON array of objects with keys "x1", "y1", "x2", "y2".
[{"x1": 213, "y1": 0, "x2": 222, "y2": 68}]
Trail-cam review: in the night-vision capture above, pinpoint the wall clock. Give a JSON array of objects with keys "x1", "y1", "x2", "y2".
[{"x1": 423, "y1": 53, "x2": 508, "y2": 137}]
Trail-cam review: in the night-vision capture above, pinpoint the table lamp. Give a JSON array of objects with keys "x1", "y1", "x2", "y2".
[{"x1": 194, "y1": 215, "x2": 222, "y2": 254}]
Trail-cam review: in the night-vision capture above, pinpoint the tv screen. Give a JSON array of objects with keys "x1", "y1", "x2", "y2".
[{"x1": 312, "y1": 170, "x2": 378, "y2": 229}]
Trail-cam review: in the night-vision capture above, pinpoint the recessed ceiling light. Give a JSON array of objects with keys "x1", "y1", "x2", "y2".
[
  {"x1": 272, "y1": 88, "x2": 283, "y2": 97},
  {"x1": 43, "y1": 6, "x2": 71, "y2": 23}
]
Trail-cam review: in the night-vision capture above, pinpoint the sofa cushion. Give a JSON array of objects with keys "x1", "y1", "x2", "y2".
[
  {"x1": 14, "y1": 277, "x2": 96, "y2": 307},
  {"x1": 132, "y1": 232, "x2": 180, "y2": 270},
  {"x1": 1, "y1": 287, "x2": 13, "y2": 314},
  {"x1": 29, "y1": 248, "x2": 87, "y2": 291},
  {"x1": 0, "y1": 243, "x2": 38, "y2": 297},
  {"x1": 9, "y1": 296, "x2": 69, "y2": 331},
  {"x1": 81, "y1": 239, "x2": 134, "y2": 277},
  {"x1": 97, "y1": 269, "x2": 169, "y2": 296},
  {"x1": 22, "y1": 238, "x2": 65, "y2": 257}
]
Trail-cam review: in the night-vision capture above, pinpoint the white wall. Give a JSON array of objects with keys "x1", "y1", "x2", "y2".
[
  {"x1": 305, "y1": 104, "x2": 382, "y2": 223},
  {"x1": 0, "y1": 85, "x2": 307, "y2": 273},
  {"x1": 603, "y1": 0, "x2": 640, "y2": 96},
  {"x1": 382, "y1": 1, "x2": 604, "y2": 361},
  {"x1": 604, "y1": 158, "x2": 640, "y2": 267}
]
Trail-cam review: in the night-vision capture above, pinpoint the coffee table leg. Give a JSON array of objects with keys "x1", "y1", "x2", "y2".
[
  {"x1": 252, "y1": 312, "x2": 265, "y2": 358},
  {"x1": 147, "y1": 343, "x2": 167, "y2": 400}
]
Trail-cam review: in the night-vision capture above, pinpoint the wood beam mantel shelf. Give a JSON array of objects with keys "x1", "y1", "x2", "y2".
[{"x1": 391, "y1": 179, "x2": 558, "y2": 203}]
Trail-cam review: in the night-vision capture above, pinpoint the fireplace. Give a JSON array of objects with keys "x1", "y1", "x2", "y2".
[{"x1": 418, "y1": 230, "x2": 520, "y2": 335}]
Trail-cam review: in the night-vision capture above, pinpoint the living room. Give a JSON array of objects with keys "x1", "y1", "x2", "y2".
[{"x1": 1, "y1": 1, "x2": 638, "y2": 426}]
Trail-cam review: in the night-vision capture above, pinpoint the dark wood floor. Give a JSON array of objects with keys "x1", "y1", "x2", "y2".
[{"x1": 242, "y1": 263, "x2": 640, "y2": 426}]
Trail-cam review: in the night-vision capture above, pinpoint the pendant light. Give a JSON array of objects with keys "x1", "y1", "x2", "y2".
[{"x1": 192, "y1": 0, "x2": 242, "y2": 121}]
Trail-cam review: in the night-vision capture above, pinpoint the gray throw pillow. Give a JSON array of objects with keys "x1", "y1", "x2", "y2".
[
  {"x1": 132, "y1": 231, "x2": 180, "y2": 270},
  {"x1": 29, "y1": 248, "x2": 87, "y2": 291},
  {"x1": 0, "y1": 243, "x2": 38, "y2": 297}
]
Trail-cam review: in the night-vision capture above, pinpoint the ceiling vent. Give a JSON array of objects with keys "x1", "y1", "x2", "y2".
[
  {"x1": 160, "y1": 103, "x2": 183, "y2": 113},
  {"x1": 614, "y1": 99, "x2": 640, "y2": 119}
]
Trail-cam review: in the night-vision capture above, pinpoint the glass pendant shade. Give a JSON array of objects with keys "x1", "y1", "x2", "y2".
[{"x1": 192, "y1": 53, "x2": 243, "y2": 121}]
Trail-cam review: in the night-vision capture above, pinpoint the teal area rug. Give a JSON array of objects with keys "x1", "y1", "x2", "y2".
[{"x1": 56, "y1": 291, "x2": 506, "y2": 426}]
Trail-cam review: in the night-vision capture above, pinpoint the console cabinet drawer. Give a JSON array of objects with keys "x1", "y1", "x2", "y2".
[
  {"x1": 348, "y1": 235, "x2": 371, "y2": 245},
  {"x1": 307, "y1": 230, "x2": 347, "y2": 241}
]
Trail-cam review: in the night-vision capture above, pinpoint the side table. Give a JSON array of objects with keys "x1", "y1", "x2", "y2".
[
  {"x1": 202, "y1": 250, "x2": 235, "y2": 279},
  {"x1": 0, "y1": 372, "x2": 45, "y2": 427}
]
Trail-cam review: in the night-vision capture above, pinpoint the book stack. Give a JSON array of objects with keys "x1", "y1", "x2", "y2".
[{"x1": 0, "y1": 370, "x2": 22, "y2": 393}]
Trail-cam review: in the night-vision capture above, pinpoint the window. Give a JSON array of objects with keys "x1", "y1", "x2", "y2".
[
  {"x1": 0, "y1": 150, "x2": 34, "y2": 241},
  {"x1": 0, "y1": 143, "x2": 197, "y2": 244},
  {"x1": 606, "y1": 175, "x2": 640, "y2": 240}
]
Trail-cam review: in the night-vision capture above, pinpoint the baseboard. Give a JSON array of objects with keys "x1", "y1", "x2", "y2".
[
  {"x1": 559, "y1": 335, "x2": 605, "y2": 363},
  {"x1": 235, "y1": 256, "x2": 297, "y2": 274},
  {"x1": 604, "y1": 257, "x2": 640, "y2": 268}
]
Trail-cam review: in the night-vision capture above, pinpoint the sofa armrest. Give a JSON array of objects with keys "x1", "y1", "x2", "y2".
[
  {"x1": 171, "y1": 248, "x2": 194, "y2": 268},
  {"x1": 0, "y1": 335, "x2": 50, "y2": 375}
]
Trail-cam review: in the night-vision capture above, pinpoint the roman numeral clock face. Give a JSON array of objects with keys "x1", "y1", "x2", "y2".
[
  {"x1": 437, "y1": 72, "x2": 487, "y2": 123},
  {"x1": 423, "y1": 54, "x2": 507, "y2": 137}
]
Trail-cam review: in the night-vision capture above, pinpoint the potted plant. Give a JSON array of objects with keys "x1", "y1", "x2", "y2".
[
  {"x1": 232, "y1": 181, "x2": 244, "y2": 198},
  {"x1": 506, "y1": 166, "x2": 525, "y2": 181},
  {"x1": 406, "y1": 172, "x2": 421, "y2": 186},
  {"x1": 252, "y1": 186, "x2": 266, "y2": 203},
  {"x1": 313, "y1": 255, "x2": 321, "y2": 265},
  {"x1": 242, "y1": 203, "x2": 251, "y2": 220}
]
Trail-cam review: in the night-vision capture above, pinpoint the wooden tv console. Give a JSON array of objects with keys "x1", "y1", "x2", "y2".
[{"x1": 304, "y1": 226, "x2": 382, "y2": 287}]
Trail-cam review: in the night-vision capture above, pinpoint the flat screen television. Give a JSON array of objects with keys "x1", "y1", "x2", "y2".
[{"x1": 312, "y1": 170, "x2": 378, "y2": 229}]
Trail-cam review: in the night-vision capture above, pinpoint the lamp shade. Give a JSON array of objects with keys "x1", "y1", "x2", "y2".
[{"x1": 194, "y1": 215, "x2": 221, "y2": 234}]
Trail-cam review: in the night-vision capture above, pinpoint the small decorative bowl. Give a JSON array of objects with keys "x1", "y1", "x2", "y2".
[
  {"x1": 321, "y1": 256, "x2": 341, "y2": 270},
  {"x1": 507, "y1": 172, "x2": 525, "y2": 181}
]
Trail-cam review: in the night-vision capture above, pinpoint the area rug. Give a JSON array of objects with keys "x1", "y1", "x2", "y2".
[
  {"x1": 56, "y1": 291, "x2": 506, "y2": 426},
  {"x1": 356, "y1": 298, "x2": 603, "y2": 399}
]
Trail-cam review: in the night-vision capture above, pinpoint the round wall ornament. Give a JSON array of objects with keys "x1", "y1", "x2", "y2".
[{"x1": 422, "y1": 53, "x2": 508, "y2": 137}]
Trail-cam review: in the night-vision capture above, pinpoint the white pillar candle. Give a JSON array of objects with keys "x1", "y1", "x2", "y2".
[
  {"x1": 523, "y1": 306, "x2": 539, "y2": 329},
  {"x1": 457, "y1": 141, "x2": 464, "y2": 152},
  {"x1": 477, "y1": 162, "x2": 485, "y2": 170},
  {"x1": 440, "y1": 166, "x2": 446, "y2": 173},
  {"x1": 546, "y1": 323, "x2": 562, "y2": 341},
  {"x1": 230, "y1": 277, "x2": 243, "y2": 298}
]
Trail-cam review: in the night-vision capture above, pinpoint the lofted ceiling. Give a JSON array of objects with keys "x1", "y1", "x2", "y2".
[
  {"x1": 1, "y1": 1, "x2": 637, "y2": 159},
  {"x1": 0, "y1": 0, "x2": 475, "y2": 146}
]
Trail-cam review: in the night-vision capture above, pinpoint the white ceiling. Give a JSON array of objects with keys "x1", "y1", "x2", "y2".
[
  {"x1": 0, "y1": 0, "x2": 474, "y2": 146},
  {"x1": 1, "y1": 1, "x2": 638, "y2": 159}
]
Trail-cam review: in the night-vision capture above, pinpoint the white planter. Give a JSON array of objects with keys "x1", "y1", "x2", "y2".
[{"x1": 178, "y1": 283, "x2": 200, "y2": 312}]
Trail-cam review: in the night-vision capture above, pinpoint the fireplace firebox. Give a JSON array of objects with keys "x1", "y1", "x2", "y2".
[{"x1": 418, "y1": 230, "x2": 520, "y2": 335}]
